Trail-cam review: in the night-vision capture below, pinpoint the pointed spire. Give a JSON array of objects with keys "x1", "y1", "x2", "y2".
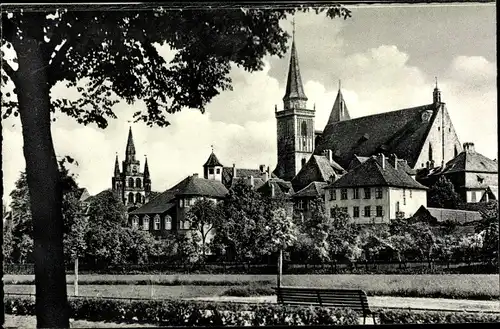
[
  {"x1": 283, "y1": 17, "x2": 307, "y2": 110},
  {"x1": 203, "y1": 147, "x2": 223, "y2": 167},
  {"x1": 327, "y1": 80, "x2": 351, "y2": 125},
  {"x1": 125, "y1": 126, "x2": 136, "y2": 162},
  {"x1": 433, "y1": 76, "x2": 442, "y2": 104},
  {"x1": 144, "y1": 155, "x2": 150, "y2": 178},
  {"x1": 114, "y1": 153, "x2": 120, "y2": 176}
]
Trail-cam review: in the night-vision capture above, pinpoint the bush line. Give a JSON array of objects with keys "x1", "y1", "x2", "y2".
[{"x1": 4, "y1": 279, "x2": 274, "y2": 287}]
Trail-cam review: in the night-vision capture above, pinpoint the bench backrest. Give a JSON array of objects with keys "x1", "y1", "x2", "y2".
[{"x1": 273, "y1": 287, "x2": 371, "y2": 315}]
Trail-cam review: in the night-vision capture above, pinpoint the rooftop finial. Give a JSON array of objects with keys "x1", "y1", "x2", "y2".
[
  {"x1": 339, "y1": 79, "x2": 342, "y2": 90},
  {"x1": 211, "y1": 144, "x2": 214, "y2": 153},
  {"x1": 435, "y1": 76, "x2": 438, "y2": 89}
]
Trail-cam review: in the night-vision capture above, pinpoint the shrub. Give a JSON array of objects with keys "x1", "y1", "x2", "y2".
[
  {"x1": 377, "y1": 309, "x2": 500, "y2": 324},
  {"x1": 5, "y1": 295, "x2": 359, "y2": 326},
  {"x1": 222, "y1": 286, "x2": 274, "y2": 297}
]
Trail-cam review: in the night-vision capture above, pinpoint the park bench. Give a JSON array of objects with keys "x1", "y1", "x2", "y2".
[{"x1": 273, "y1": 286, "x2": 377, "y2": 325}]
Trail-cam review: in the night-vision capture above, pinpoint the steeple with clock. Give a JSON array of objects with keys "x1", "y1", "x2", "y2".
[{"x1": 112, "y1": 127, "x2": 151, "y2": 210}]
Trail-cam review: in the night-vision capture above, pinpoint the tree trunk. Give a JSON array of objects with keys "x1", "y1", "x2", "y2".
[
  {"x1": 13, "y1": 20, "x2": 69, "y2": 328},
  {"x1": 1, "y1": 103, "x2": 4, "y2": 327},
  {"x1": 277, "y1": 249, "x2": 283, "y2": 288},
  {"x1": 74, "y1": 257, "x2": 79, "y2": 297}
]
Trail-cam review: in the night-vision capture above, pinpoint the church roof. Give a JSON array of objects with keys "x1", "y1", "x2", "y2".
[
  {"x1": 130, "y1": 175, "x2": 228, "y2": 215},
  {"x1": 442, "y1": 147, "x2": 497, "y2": 174},
  {"x1": 283, "y1": 39, "x2": 307, "y2": 102},
  {"x1": 293, "y1": 181, "x2": 328, "y2": 198},
  {"x1": 327, "y1": 87, "x2": 351, "y2": 125},
  {"x1": 291, "y1": 155, "x2": 346, "y2": 191},
  {"x1": 315, "y1": 103, "x2": 441, "y2": 169},
  {"x1": 203, "y1": 152, "x2": 223, "y2": 167},
  {"x1": 329, "y1": 155, "x2": 427, "y2": 190}
]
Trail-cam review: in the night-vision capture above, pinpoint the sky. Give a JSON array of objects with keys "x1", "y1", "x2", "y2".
[{"x1": 2, "y1": 3, "x2": 497, "y2": 206}]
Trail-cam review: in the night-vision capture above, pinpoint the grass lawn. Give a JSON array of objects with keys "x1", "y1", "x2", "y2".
[{"x1": 4, "y1": 274, "x2": 499, "y2": 300}]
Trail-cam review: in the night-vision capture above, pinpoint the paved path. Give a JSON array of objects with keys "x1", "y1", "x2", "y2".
[{"x1": 188, "y1": 295, "x2": 500, "y2": 313}]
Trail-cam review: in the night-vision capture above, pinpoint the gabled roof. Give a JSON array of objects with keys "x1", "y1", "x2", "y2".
[
  {"x1": 329, "y1": 155, "x2": 427, "y2": 190},
  {"x1": 130, "y1": 175, "x2": 228, "y2": 215},
  {"x1": 257, "y1": 178, "x2": 294, "y2": 198},
  {"x1": 203, "y1": 152, "x2": 223, "y2": 167},
  {"x1": 221, "y1": 167, "x2": 277, "y2": 188},
  {"x1": 293, "y1": 181, "x2": 328, "y2": 198},
  {"x1": 414, "y1": 206, "x2": 482, "y2": 225},
  {"x1": 349, "y1": 155, "x2": 416, "y2": 176},
  {"x1": 442, "y1": 149, "x2": 498, "y2": 174},
  {"x1": 291, "y1": 155, "x2": 346, "y2": 191},
  {"x1": 315, "y1": 103, "x2": 441, "y2": 169}
]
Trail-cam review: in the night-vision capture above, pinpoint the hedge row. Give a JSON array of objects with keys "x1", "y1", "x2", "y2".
[
  {"x1": 377, "y1": 309, "x2": 500, "y2": 324},
  {"x1": 4, "y1": 279, "x2": 274, "y2": 287},
  {"x1": 4, "y1": 296, "x2": 359, "y2": 326}
]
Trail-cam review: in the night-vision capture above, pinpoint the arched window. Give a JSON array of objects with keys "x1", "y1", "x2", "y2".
[
  {"x1": 454, "y1": 146, "x2": 458, "y2": 158},
  {"x1": 428, "y1": 143, "x2": 433, "y2": 162},
  {"x1": 128, "y1": 192, "x2": 134, "y2": 203},
  {"x1": 301, "y1": 121, "x2": 308, "y2": 136},
  {"x1": 154, "y1": 215, "x2": 160, "y2": 230},
  {"x1": 128, "y1": 177, "x2": 135, "y2": 188},
  {"x1": 135, "y1": 193, "x2": 142, "y2": 204},
  {"x1": 301, "y1": 158, "x2": 306, "y2": 168},
  {"x1": 143, "y1": 215, "x2": 150, "y2": 230},
  {"x1": 165, "y1": 215, "x2": 172, "y2": 230},
  {"x1": 131, "y1": 216, "x2": 139, "y2": 228},
  {"x1": 136, "y1": 178, "x2": 142, "y2": 188}
]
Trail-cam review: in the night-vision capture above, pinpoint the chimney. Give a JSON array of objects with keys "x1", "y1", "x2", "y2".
[
  {"x1": 193, "y1": 173, "x2": 199, "y2": 178},
  {"x1": 389, "y1": 154, "x2": 398, "y2": 170},
  {"x1": 327, "y1": 149, "x2": 333, "y2": 163},
  {"x1": 271, "y1": 183, "x2": 275, "y2": 198},
  {"x1": 232, "y1": 163, "x2": 237, "y2": 178},
  {"x1": 463, "y1": 142, "x2": 475, "y2": 153},
  {"x1": 378, "y1": 153, "x2": 386, "y2": 170},
  {"x1": 250, "y1": 175, "x2": 254, "y2": 188},
  {"x1": 259, "y1": 164, "x2": 265, "y2": 173},
  {"x1": 264, "y1": 171, "x2": 269, "y2": 182}
]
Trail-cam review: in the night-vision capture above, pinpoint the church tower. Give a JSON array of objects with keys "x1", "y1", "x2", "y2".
[
  {"x1": 327, "y1": 80, "x2": 351, "y2": 125},
  {"x1": 112, "y1": 127, "x2": 150, "y2": 210},
  {"x1": 274, "y1": 23, "x2": 315, "y2": 181}
]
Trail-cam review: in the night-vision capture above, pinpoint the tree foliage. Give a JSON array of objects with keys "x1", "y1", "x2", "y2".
[{"x1": 428, "y1": 176, "x2": 462, "y2": 209}]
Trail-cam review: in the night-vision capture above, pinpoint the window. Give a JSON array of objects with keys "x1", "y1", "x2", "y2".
[
  {"x1": 471, "y1": 191, "x2": 477, "y2": 202},
  {"x1": 301, "y1": 121, "x2": 308, "y2": 136},
  {"x1": 376, "y1": 206, "x2": 383, "y2": 217},
  {"x1": 353, "y1": 188, "x2": 359, "y2": 199},
  {"x1": 216, "y1": 168, "x2": 221, "y2": 174},
  {"x1": 136, "y1": 178, "x2": 142, "y2": 188},
  {"x1": 353, "y1": 206, "x2": 360, "y2": 218},
  {"x1": 364, "y1": 188, "x2": 371, "y2": 199},
  {"x1": 131, "y1": 216, "x2": 139, "y2": 228},
  {"x1": 340, "y1": 188, "x2": 348, "y2": 200},
  {"x1": 364, "y1": 206, "x2": 371, "y2": 217},
  {"x1": 301, "y1": 158, "x2": 306, "y2": 167},
  {"x1": 128, "y1": 193, "x2": 134, "y2": 203},
  {"x1": 375, "y1": 187, "x2": 383, "y2": 199},
  {"x1": 143, "y1": 216, "x2": 150, "y2": 231},
  {"x1": 410, "y1": 190, "x2": 412, "y2": 198},
  {"x1": 396, "y1": 201, "x2": 400, "y2": 213},
  {"x1": 330, "y1": 190, "x2": 336, "y2": 201},
  {"x1": 135, "y1": 193, "x2": 142, "y2": 204},
  {"x1": 297, "y1": 200, "x2": 304, "y2": 210},
  {"x1": 183, "y1": 220, "x2": 191, "y2": 230},
  {"x1": 154, "y1": 215, "x2": 160, "y2": 230},
  {"x1": 179, "y1": 199, "x2": 184, "y2": 208},
  {"x1": 429, "y1": 143, "x2": 433, "y2": 162},
  {"x1": 164, "y1": 216, "x2": 172, "y2": 230},
  {"x1": 209, "y1": 168, "x2": 214, "y2": 175},
  {"x1": 341, "y1": 207, "x2": 348, "y2": 214},
  {"x1": 128, "y1": 177, "x2": 135, "y2": 188},
  {"x1": 454, "y1": 146, "x2": 458, "y2": 157},
  {"x1": 330, "y1": 208, "x2": 336, "y2": 218},
  {"x1": 403, "y1": 189, "x2": 406, "y2": 205}
]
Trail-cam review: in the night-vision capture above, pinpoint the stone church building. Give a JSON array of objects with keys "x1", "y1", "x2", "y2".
[
  {"x1": 273, "y1": 35, "x2": 464, "y2": 195},
  {"x1": 112, "y1": 127, "x2": 152, "y2": 211}
]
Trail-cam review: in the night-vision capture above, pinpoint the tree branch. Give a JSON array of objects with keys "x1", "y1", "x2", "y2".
[{"x1": 2, "y1": 60, "x2": 17, "y2": 84}]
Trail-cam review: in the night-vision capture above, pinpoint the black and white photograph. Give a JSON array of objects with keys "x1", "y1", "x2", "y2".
[{"x1": 1, "y1": 1, "x2": 498, "y2": 328}]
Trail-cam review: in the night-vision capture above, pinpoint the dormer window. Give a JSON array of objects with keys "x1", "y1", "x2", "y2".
[{"x1": 477, "y1": 175, "x2": 484, "y2": 184}]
